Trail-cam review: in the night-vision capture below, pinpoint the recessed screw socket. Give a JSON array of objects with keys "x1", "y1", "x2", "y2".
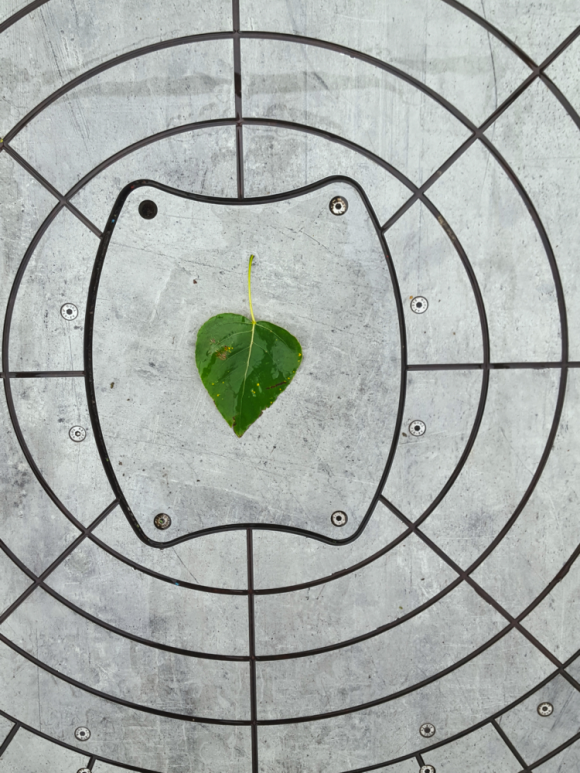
[
  {"x1": 60, "y1": 303, "x2": 78, "y2": 320},
  {"x1": 329, "y1": 196, "x2": 348, "y2": 216},
  {"x1": 69, "y1": 426, "x2": 86, "y2": 442},
  {"x1": 139, "y1": 200, "x2": 158, "y2": 219},
  {"x1": 420, "y1": 723, "x2": 436, "y2": 738},
  {"x1": 74, "y1": 726, "x2": 91, "y2": 742},
  {"x1": 537, "y1": 702, "x2": 554, "y2": 717},
  {"x1": 331, "y1": 510, "x2": 348, "y2": 527},
  {"x1": 154, "y1": 513, "x2": 172, "y2": 530},
  {"x1": 410, "y1": 296, "x2": 428, "y2": 314}
]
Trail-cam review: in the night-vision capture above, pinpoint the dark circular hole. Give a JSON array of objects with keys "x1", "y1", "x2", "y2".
[
  {"x1": 66, "y1": 308, "x2": 73, "y2": 314},
  {"x1": 139, "y1": 200, "x2": 158, "y2": 220},
  {"x1": 416, "y1": 302, "x2": 422, "y2": 308}
]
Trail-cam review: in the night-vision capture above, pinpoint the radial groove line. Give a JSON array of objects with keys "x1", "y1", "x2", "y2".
[
  {"x1": 381, "y1": 497, "x2": 568, "y2": 671},
  {"x1": 0, "y1": 723, "x2": 19, "y2": 757},
  {"x1": 233, "y1": 0, "x2": 244, "y2": 198},
  {"x1": 0, "y1": 0, "x2": 49, "y2": 34},
  {"x1": 0, "y1": 500, "x2": 118, "y2": 625},
  {"x1": 2, "y1": 143, "x2": 102, "y2": 237},
  {"x1": 492, "y1": 718, "x2": 529, "y2": 769},
  {"x1": 247, "y1": 530, "x2": 259, "y2": 773}
]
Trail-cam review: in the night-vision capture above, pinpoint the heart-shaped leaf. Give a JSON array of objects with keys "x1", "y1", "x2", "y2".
[{"x1": 195, "y1": 256, "x2": 302, "y2": 437}]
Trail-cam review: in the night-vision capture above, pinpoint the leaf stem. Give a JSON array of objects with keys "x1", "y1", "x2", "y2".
[{"x1": 248, "y1": 254, "x2": 256, "y2": 324}]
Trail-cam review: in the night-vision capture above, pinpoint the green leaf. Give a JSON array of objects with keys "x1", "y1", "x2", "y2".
[{"x1": 195, "y1": 257, "x2": 303, "y2": 437}]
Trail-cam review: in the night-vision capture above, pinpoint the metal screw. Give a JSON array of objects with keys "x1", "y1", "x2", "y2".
[
  {"x1": 139, "y1": 200, "x2": 158, "y2": 219},
  {"x1": 69, "y1": 426, "x2": 86, "y2": 443},
  {"x1": 410, "y1": 296, "x2": 429, "y2": 314},
  {"x1": 409, "y1": 420, "x2": 426, "y2": 437},
  {"x1": 60, "y1": 303, "x2": 78, "y2": 320},
  {"x1": 537, "y1": 702, "x2": 554, "y2": 717},
  {"x1": 420, "y1": 723, "x2": 436, "y2": 738},
  {"x1": 331, "y1": 511, "x2": 348, "y2": 527},
  {"x1": 329, "y1": 196, "x2": 348, "y2": 216},
  {"x1": 420, "y1": 766, "x2": 436, "y2": 773},
  {"x1": 74, "y1": 727, "x2": 91, "y2": 742},
  {"x1": 154, "y1": 513, "x2": 172, "y2": 530}
]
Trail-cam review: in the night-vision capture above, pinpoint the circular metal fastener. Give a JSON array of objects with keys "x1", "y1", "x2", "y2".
[
  {"x1": 60, "y1": 303, "x2": 78, "y2": 320},
  {"x1": 420, "y1": 766, "x2": 436, "y2": 773},
  {"x1": 139, "y1": 199, "x2": 158, "y2": 219},
  {"x1": 74, "y1": 726, "x2": 91, "y2": 742},
  {"x1": 538, "y1": 702, "x2": 554, "y2": 717},
  {"x1": 420, "y1": 723, "x2": 436, "y2": 738},
  {"x1": 331, "y1": 511, "x2": 348, "y2": 527},
  {"x1": 78, "y1": 769, "x2": 92, "y2": 773},
  {"x1": 409, "y1": 420, "x2": 426, "y2": 437},
  {"x1": 69, "y1": 426, "x2": 86, "y2": 443},
  {"x1": 329, "y1": 196, "x2": 348, "y2": 216},
  {"x1": 154, "y1": 512, "x2": 172, "y2": 530},
  {"x1": 410, "y1": 296, "x2": 429, "y2": 314}
]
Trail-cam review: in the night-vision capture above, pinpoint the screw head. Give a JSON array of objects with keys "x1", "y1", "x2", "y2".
[
  {"x1": 420, "y1": 766, "x2": 436, "y2": 773},
  {"x1": 69, "y1": 426, "x2": 87, "y2": 443},
  {"x1": 329, "y1": 196, "x2": 348, "y2": 216},
  {"x1": 410, "y1": 296, "x2": 429, "y2": 314},
  {"x1": 537, "y1": 701, "x2": 554, "y2": 717},
  {"x1": 154, "y1": 512, "x2": 172, "y2": 530},
  {"x1": 60, "y1": 303, "x2": 78, "y2": 320},
  {"x1": 331, "y1": 511, "x2": 348, "y2": 527},
  {"x1": 420, "y1": 723, "x2": 436, "y2": 738},
  {"x1": 139, "y1": 199, "x2": 158, "y2": 219},
  {"x1": 409, "y1": 420, "x2": 426, "y2": 437},
  {"x1": 74, "y1": 726, "x2": 91, "y2": 741}
]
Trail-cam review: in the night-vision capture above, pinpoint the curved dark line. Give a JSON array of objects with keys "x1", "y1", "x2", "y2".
[
  {"x1": 84, "y1": 175, "x2": 406, "y2": 548},
  {"x1": 0, "y1": 633, "x2": 251, "y2": 725},
  {"x1": 0, "y1": 0, "x2": 49, "y2": 35}
]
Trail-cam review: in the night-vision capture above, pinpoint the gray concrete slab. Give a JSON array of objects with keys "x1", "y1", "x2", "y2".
[
  {"x1": 252, "y1": 501, "x2": 406, "y2": 590},
  {"x1": 489, "y1": 78, "x2": 580, "y2": 360},
  {"x1": 1, "y1": 588, "x2": 251, "y2": 719},
  {"x1": 10, "y1": 40, "x2": 235, "y2": 192},
  {"x1": 46, "y1": 537, "x2": 249, "y2": 656},
  {"x1": 243, "y1": 124, "x2": 411, "y2": 226},
  {"x1": 256, "y1": 582, "x2": 507, "y2": 718},
  {"x1": 11, "y1": 377, "x2": 115, "y2": 526},
  {"x1": 254, "y1": 532, "x2": 457, "y2": 655},
  {"x1": 0, "y1": 151, "x2": 58, "y2": 365},
  {"x1": 240, "y1": 0, "x2": 530, "y2": 124},
  {"x1": 422, "y1": 368, "x2": 560, "y2": 568},
  {"x1": 535, "y1": 737, "x2": 580, "y2": 772},
  {"x1": 497, "y1": 674, "x2": 580, "y2": 766},
  {"x1": 257, "y1": 631, "x2": 553, "y2": 773},
  {"x1": 387, "y1": 201, "x2": 483, "y2": 365},
  {"x1": 0, "y1": 391, "x2": 80, "y2": 577},
  {"x1": 383, "y1": 369, "x2": 483, "y2": 520},
  {"x1": 9, "y1": 208, "x2": 98, "y2": 372},
  {"x1": 0, "y1": 0, "x2": 232, "y2": 133},
  {"x1": 0, "y1": 727, "x2": 89, "y2": 772},
  {"x1": 425, "y1": 723, "x2": 522, "y2": 773},
  {"x1": 457, "y1": 0, "x2": 580, "y2": 63},
  {"x1": 429, "y1": 140, "x2": 562, "y2": 363},
  {"x1": 242, "y1": 38, "x2": 471, "y2": 187},
  {"x1": 71, "y1": 126, "x2": 238, "y2": 228},
  {"x1": 0, "y1": 641, "x2": 252, "y2": 773},
  {"x1": 472, "y1": 369, "x2": 580, "y2": 616}
]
